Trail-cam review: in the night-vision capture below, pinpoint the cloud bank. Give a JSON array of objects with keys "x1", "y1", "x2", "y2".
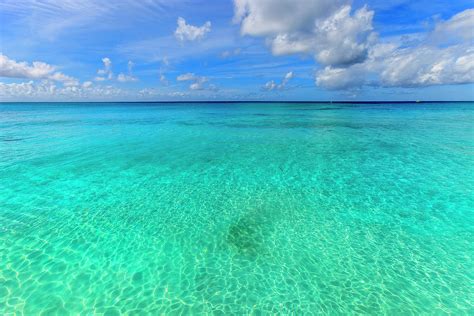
[
  {"x1": 0, "y1": 80, "x2": 127, "y2": 101},
  {"x1": 233, "y1": 1, "x2": 474, "y2": 90},
  {"x1": 316, "y1": 9, "x2": 474, "y2": 89}
]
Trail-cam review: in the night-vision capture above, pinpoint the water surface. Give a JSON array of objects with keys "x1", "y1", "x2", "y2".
[{"x1": 1, "y1": 102, "x2": 473, "y2": 314}]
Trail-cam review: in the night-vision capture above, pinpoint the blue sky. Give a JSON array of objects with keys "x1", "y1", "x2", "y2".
[{"x1": 0, "y1": 0, "x2": 473, "y2": 101}]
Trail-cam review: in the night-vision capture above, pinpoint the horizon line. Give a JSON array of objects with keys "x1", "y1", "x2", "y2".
[{"x1": 1, "y1": 100, "x2": 473, "y2": 104}]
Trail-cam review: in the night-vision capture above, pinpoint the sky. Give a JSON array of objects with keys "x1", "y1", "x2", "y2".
[{"x1": 0, "y1": 0, "x2": 473, "y2": 101}]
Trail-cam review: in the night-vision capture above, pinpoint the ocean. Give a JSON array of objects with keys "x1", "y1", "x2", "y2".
[{"x1": 1, "y1": 102, "x2": 473, "y2": 314}]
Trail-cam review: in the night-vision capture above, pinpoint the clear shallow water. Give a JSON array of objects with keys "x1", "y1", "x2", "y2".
[{"x1": 1, "y1": 102, "x2": 473, "y2": 314}]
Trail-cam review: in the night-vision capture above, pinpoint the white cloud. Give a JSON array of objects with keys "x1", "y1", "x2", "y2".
[
  {"x1": 316, "y1": 44, "x2": 474, "y2": 90},
  {"x1": 1, "y1": 78, "x2": 229, "y2": 101},
  {"x1": 221, "y1": 48, "x2": 241, "y2": 58},
  {"x1": 316, "y1": 65, "x2": 365, "y2": 90},
  {"x1": 234, "y1": 0, "x2": 346, "y2": 35},
  {"x1": 233, "y1": 0, "x2": 375, "y2": 67},
  {"x1": 96, "y1": 57, "x2": 113, "y2": 81},
  {"x1": 117, "y1": 60, "x2": 138, "y2": 82},
  {"x1": 96, "y1": 58, "x2": 138, "y2": 83},
  {"x1": 263, "y1": 81, "x2": 277, "y2": 91},
  {"x1": 284, "y1": 71, "x2": 294, "y2": 81},
  {"x1": 316, "y1": 9, "x2": 474, "y2": 89},
  {"x1": 189, "y1": 82, "x2": 204, "y2": 90},
  {"x1": 312, "y1": 5, "x2": 375, "y2": 66},
  {"x1": 175, "y1": 17, "x2": 211, "y2": 41},
  {"x1": 430, "y1": 9, "x2": 474, "y2": 44},
  {"x1": 138, "y1": 88, "x2": 189, "y2": 99},
  {"x1": 380, "y1": 46, "x2": 474, "y2": 87},
  {"x1": 48, "y1": 72, "x2": 79, "y2": 86},
  {"x1": 177, "y1": 72, "x2": 216, "y2": 91},
  {"x1": 0, "y1": 80, "x2": 127, "y2": 100},
  {"x1": 0, "y1": 54, "x2": 79, "y2": 86},
  {"x1": 117, "y1": 73, "x2": 136, "y2": 82},
  {"x1": 0, "y1": 54, "x2": 54, "y2": 78},
  {"x1": 263, "y1": 71, "x2": 294, "y2": 91},
  {"x1": 82, "y1": 81, "x2": 93, "y2": 88},
  {"x1": 0, "y1": 78, "x2": 225, "y2": 101},
  {"x1": 177, "y1": 72, "x2": 197, "y2": 81},
  {"x1": 232, "y1": 1, "x2": 473, "y2": 90},
  {"x1": 159, "y1": 73, "x2": 168, "y2": 86},
  {"x1": 102, "y1": 57, "x2": 112, "y2": 69}
]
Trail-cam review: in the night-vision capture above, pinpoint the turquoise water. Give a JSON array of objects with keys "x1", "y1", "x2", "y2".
[{"x1": 1, "y1": 102, "x2": 473, "y2": 314}]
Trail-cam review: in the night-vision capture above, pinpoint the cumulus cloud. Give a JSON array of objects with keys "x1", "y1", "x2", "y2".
[
  {"x1": 316, "y1": 9, "x2": 474, "y2": 89},
  {"x1": 175, "y1": 17, "x2": 211, "y2": 41},
  {"x1": 48, "y1": 72, "x2": 79, "y2": 87},
  {"x1": 177, "y1": 72, "x2": 216, "y2": 91},
  {"x1": 312, "y1": 6, "x2": 375, "y2": 66},
  {"x1": 233, "y1": 0, "x2": 375, "y2": 67},
  {"x1": 0, "y1": 54, "x2": 78, "y2": 86},
  {"x1": 379, "y1": 47, "x2": 474, "y2": 87},
  {"x1": 263, "y1": 71, "x2": 294, "y2": 91},
  {"x1": 430, "y1": 9, "x2": 474, "y2": 44},
  {"x1": 96, "y1": 57, "x2": 113, "y2": 81},
  {"x1": 117, "y1": 61, "x2": 138, "y2": 82},
  {"x1": 316, "y1": 64, "x2": 366, "y2": 90},
  {"x1": 0, "y1": 54, "x2": 54, "y2": 78}
]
